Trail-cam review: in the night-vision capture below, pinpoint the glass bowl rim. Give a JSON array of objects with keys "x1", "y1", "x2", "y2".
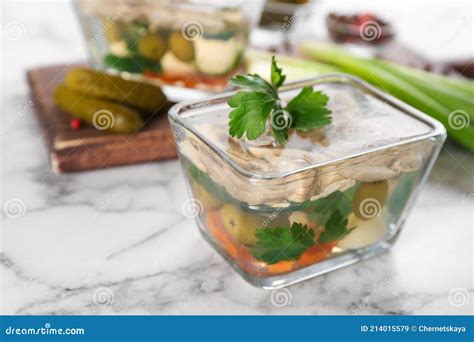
[{"x1": 168, "y1": 73, "x2": 446, "y2": 180}]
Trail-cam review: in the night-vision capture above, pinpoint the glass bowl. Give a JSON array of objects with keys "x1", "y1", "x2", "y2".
[
  {"x1": 74, "y1": 0, "x2": 265, "y2": 100},
  {"x1": 169, "y1": 74, "x2": 446, "y2": 289}
]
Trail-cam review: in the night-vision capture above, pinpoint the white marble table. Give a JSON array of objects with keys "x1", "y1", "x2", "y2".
[{"x1": 1, "y1": 0, "x2": 473, "y2": 315}]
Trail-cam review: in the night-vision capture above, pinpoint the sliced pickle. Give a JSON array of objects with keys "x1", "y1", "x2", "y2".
[
  {"x1": 220, "y1": 203, "x2": 261, "y2": 245},
  {"x1": 64, "y1": 68, "x2": 166, "y2": 116},
  {"x1": 168, "y1": 32, "x2": 194, "y2": 63},
  {"x1": 138, "y1": 33, "x2": 167, "y2": 62},
  {"x1": 352, "y1": 180, "x2": 389, "y2": 220},
  {"x1": 54, "y1": 85, "x2": 143, "y2": 134}
]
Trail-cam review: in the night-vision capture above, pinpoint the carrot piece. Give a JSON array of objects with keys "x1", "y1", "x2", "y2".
[
  {"x1": 205, "y1": 211, "x2": 269, "y2": 274},
  {"x1": 297, "y1": 243, "x2": 335, "y2": 268},
  {"x1": 206, "y1": 210, "x2": 239, "y2": 258}
]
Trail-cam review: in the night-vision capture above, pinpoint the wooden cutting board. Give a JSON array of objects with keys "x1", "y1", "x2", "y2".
[{"x1": 27, "y1": 64, "x2": 177, "y2": 173}]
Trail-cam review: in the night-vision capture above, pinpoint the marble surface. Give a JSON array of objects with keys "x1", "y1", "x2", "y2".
[{"x1": 1, "y1": 0, "x2": 473, "y2": 315}]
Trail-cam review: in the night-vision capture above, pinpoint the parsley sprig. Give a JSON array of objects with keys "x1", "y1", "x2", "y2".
[
  {"x1": 304, "y1": 187, "x2": 356, "y2": 227},
  {"x1": 252, "y1": 222, "x2": 315, "y2": 264},
  {"x1": 317, "y1": 209, "x2": 354, "y2": 244},
  {"x1": 228, "y1": 56, "x2": 332, "y2": 145}
]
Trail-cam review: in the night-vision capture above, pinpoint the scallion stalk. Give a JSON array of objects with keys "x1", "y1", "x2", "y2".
[{"x1": 300, "y1": 42, "x2": 474, "y2": 150}]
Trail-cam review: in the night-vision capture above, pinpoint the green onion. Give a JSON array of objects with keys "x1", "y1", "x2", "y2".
[
  {"x1": 300, "y1": 42, "x2": 474, "y2": 150},
  {"x1": 374, "y1": 61, "x2": 474, "y2": 122},
  {"x1": 381, "y1": 62, "x2": 473, "y2": 97}
]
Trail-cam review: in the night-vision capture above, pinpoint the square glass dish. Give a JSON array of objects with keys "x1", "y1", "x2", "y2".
[
  {"x1": 73, "y1": 0, "x2": 264, "y2": 101},
  {"x1": 169, "y1": 74, "x2": 446, "y2": 289}
]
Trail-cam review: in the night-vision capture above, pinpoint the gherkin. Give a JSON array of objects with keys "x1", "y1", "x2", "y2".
[
  {"x1": 64, "y1": 68, "x2": 166, "y2": 116},
  {"x1": 138, "y1": 33, "x2": 167, "y2": 62},
  {"x1": 54, "y1": 85, "x2": 143, "y2": 134},
  {"x1": 168, "y1": 32, "x2": 194, "y2": 62}
]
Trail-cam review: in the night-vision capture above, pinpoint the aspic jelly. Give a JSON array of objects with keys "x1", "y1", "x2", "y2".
[{"x1": 169, "y1": 74, "x2": 445, "y2": 288}]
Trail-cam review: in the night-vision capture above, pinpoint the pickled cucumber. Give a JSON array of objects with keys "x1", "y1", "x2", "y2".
[
  {"x1": 168, "y1": 32, "x2": 194, "y2": 63},
  {"x1": 138, "y1": 33, "x2": 167, "y2": 62},
  {"x1": 64, "y1": 68, "x2": 166, "y2": 116},
  {"x1": 54, "y1": 85, "x2": 143, "y2": 134},
  {"x1": 352, "y1": 180, "x2": 389, "y2": 220}
]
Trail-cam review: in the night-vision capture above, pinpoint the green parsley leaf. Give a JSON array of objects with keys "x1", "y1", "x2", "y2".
[
  {"x1": 228, "y1": 57, "x2": 332, "y2": 144},
  {"x1": 317, "y1": 209, "x2": 354, "y2": 244},
  {"x1": 252, "y1": 222, "x2": 315, "y2": 264},
  {"x1": 286, "y1": 87, "x2": 332, "y2": 131},
  {"x1": 228, "y1": 91, "x2": 276, "y2": 140},
  {"x1": 290, "y1": 222, "x2": 316, "y2": 247},
  {"x1": 271, "y1": 122, "x2": 289, "y2": 145},
  {"x1": 229, "y1": 74, "x2": 278, "y2": 99},
  {"x1": 270, "y1": 56, "x2": 286, "y2": 89}
]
